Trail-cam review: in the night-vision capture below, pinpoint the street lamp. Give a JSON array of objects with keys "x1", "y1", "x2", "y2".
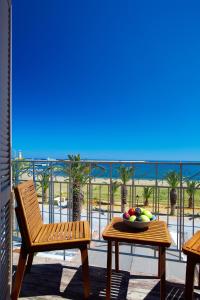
[{"x1": 136, "y1": 194, "x2": 139, "y2": 206}]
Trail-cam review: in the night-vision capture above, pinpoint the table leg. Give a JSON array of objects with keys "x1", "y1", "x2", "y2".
[
  {"x1": 115, "y1": 241, "x2": 119, "y2": 272},
  {"x1": 106, "y1": 241, "x2": 112, "y2": 300},
  {"x1": 198, "y1": 264, "x2": 200, "y2": 289},
  {"x1": 185, "y1": 256, "x2": 195, "y2": 299},
  {"x1": 158, "y1": 246, "x2": 166, "y2": 300}
]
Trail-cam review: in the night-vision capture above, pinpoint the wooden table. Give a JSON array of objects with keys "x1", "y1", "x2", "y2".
[
  {"x1": 102, "y1": 217, "x2": 172, "y2": 300},
  {"x1": 182, "y1": 230, "x2": 200, "y2": 299}
]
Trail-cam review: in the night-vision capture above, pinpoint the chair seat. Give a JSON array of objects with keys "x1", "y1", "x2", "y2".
[{"x1": 33, "y1": 221, "x2": 90, "y2": 245}]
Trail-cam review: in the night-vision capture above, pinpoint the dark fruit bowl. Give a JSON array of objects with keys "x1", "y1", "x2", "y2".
[{"x1": 123, "y1": 218, "x2": 150, "y2": 229}]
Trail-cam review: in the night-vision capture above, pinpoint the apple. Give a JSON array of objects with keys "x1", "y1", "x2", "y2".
[
  {"x1": 143, "y1": 210, "x2": 152, "y2": 219},
  {"x1": 129, "y1": 215, "x2": 136, "y2": 222},
  {"x1": 140, "y1": 215, "x2": 150, "y2": 222},
  {"x1": 128, "y1": 208, "x2": 135, "y2": 216},
  {"x1": 123, "y1": 212, "x2": 130, "y2": 220},
  {"x1": 140, "y1": 207, "x2": 145, "y2": 214}
]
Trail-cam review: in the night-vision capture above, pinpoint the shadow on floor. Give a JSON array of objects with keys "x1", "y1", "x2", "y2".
[
  {"x1": 63, "y1": 266, "x2": 129, "y2": 299},
  {"x1": 13, "y1": 264, "x2": 129, "y2": 299},
  {"x1": 13, "y1": 264, "x2": 64, "y2": 297},
  {"x1": 143, "y1": 280, "x2": 200, "y2": 300},
  {"x1": 13, "y1": 263, "x2": 200, "y2": 299}
]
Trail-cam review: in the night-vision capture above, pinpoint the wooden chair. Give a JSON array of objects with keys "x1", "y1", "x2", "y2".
[
  {"x1": 11, "y1": 180, "x2": 90, "y2": 300},
  {"x1": 182, "y1": 230, "x2": 200, "y2": 299}
]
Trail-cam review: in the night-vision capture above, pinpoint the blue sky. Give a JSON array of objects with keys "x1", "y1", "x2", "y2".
[{"x1": 13, "y1": 1, "x2": 200, "y2": 160}]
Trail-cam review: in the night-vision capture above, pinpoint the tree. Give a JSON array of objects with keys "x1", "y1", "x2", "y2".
[
  {"x1": 165, "y1": 171, "x2": 180, "y2": 216},
  {"x1": 36, "y1": 165, "x2": 56, "y2": 203},
  {"x1": 60, "y1": 154, "x2": 90, "y2": 221},
  {"x1": 186, "y1": 181, "x2": 200, "y2": 209},
  {"x1": 118, "y1": 165, "x2": 134, "y2": 212},
  {"x1": 110, "y1": 180, "x2": 120, "y2": 207},
  {"x1": 143, "y1": 186, "x2": 153, "y2": 206},
  {"x1": 12, "y1": 158, "x2": 31, "y2": 186},
  {"x1": 60, "y1": 154, "x2": 104, "y2": 221}
]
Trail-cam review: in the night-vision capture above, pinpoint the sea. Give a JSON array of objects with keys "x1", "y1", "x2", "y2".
[{"x1": 23, "y1": 158, "x2": 200, "y2": 181}]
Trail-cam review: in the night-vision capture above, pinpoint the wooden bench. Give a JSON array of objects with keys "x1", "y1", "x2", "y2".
[
  {"x1": 182, "y1": 230, "x2": 200, "y2": 299},
  {"x1": 11, "y1": 180, "x2": 91, "y2": 300}
]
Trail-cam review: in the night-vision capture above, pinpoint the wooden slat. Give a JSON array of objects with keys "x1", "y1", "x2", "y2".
[
  {"x1": 15, "y1": 181, "x2": 43, "y2": 243},
  {"x1": 55, "y1": 223, "x2": 62, "y2": 240},
  {"x1": 41, "y1": 224, "x2": 53, "y2": 243},
  {"x1": 182, "y1": 230, "x2": 200, "y2": 258},
  {"x1": 72, "y1": 222, "x2": 76, "y2": 240},
  {"x1": 80, "y1": 221, "x2": 84, "y2": 239},
  {"x1": 76, "y1": 222, "x2": 80, "y2": 239},
  {"x1": 58, "y1": 223, "x2": 65, "y2": 240},
  {"x1": 51, "y1": 224, "x2": 56, "y2": 241},
  {"x1": 33, "y1": 221, "x2": 91, "y2": 245},
  {"x1": 62, "y1": 222, "x2": 69, "y2": 240},
  {"x1": 84, "y1": 221, "x2": 90, "y2": 239},
  {"x1": 35, "y1": 225, "x2": 50, "y2": 243},
  {"x1": 102, "y1": 218, "x2": 172, "y2": 247},
  {"x1": 67, "y1": 222, "x2": 72, "y2": 240},
  {"x1": 48, "y1": 224, "x2": 57, "y2": 241}
]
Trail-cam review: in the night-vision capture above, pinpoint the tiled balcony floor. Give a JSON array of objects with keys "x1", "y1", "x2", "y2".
[{"x1": 13, "y1": 243, "x2": 200, "y2": 299}]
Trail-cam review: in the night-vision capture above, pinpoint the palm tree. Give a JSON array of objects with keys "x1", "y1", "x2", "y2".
[
  {"x1": 12, "y1": 158, "x2": 31, "y2": 186},
  {"x1": 110, "y1": 180, "x2": 120, "y2": 207},
  {"x1": 165, "y1": 171, "x2": 180, "y2": 216},
  {"x1": 186, "y1": 181, "x2": 200, "y2": 209},
  {"x1": 67, "y1": 155, "x2": 90, "y2": 221},
  {"x1": 118, "y1": 165, "x2": 134, "y2": 212},
  {"x1": 61, "y1": 154, "x2": 105, "y2": 221},
  {"x1": 143, "y1": 186, "x2": 153, "y2": 206},
  {"x1": 36, "y1": 166, "x2": 54, "y2": 203}
]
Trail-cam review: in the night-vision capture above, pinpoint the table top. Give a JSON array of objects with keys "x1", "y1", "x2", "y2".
[
  {"x1": 182, "y1": 230, "x2": 200, "y2": 258},
  {"x1": 102, "y1": 217, "x2": 172, "y2": 248}
]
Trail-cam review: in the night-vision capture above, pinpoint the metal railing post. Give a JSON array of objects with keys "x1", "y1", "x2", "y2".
[
  {"x1": 179, "y1": 162, "x2": 184, "y2": 260},
  {"x1": 11, "y1": 159, "x2": 200, "y2": 262}
]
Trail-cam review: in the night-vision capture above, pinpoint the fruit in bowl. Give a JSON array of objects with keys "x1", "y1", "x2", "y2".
[{"x1": 122, "y1": 207, "x2": 156, "y2": 229}]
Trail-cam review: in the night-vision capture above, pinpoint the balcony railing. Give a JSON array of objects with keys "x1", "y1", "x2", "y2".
[{"x1": 12, "y1": 159, "x2": 200, "y2": 262}]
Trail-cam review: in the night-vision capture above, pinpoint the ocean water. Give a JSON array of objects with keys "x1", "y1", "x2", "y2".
[
  {"x1": 91, "y1": 162, "x2": 200, "y2": 181},
  {"x1": 17, "y1": 158, "x2": 200, "y2": 181},
  {"x1": 47, "y1": 160, "x2": 200, "y2": 181}
]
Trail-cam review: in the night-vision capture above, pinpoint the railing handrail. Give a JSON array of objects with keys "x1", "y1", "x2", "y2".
[{"x1": 12, "y1": 158, "x2": 200, "y2": 165}]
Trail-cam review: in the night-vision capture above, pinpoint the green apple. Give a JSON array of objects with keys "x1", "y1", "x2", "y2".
[
  {"x1": 140, "y1": 207, "x2": 145, "y2": 214},
  {"x1": 140, "y1": 215, "x2": 150, "y2": 222},
  {"x1": 143, "y1": 210, "x2": 152, "y2": 219},
  {"x1": 129, "y1": 215, "x2": 136, "y2": 222}
]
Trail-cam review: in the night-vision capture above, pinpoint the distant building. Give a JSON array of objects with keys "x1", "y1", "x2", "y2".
[{"x1": 18, "y1": 150, "x2": 23, "y2": 159}]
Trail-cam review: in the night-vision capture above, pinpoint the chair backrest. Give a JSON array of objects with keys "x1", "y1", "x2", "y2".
[{"x1": 14, "y1": 180, "x2": 43, "y2": 248}]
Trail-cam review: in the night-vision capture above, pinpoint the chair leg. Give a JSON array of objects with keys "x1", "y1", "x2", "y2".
[
  {"x1": 80, "y1": 245, "x2": 90, "y2": 299},
  {"x1": 198, "y1": 264, "x2": 200, "y2": 289},
  {"x1": 11, "y1": 246, "x2": 28, "y2": 300},
  {"x1": 106, "y1": 241, "x2": 112, "y2": 300},
  {"x1": 26, "y1": 252, "x2": 34, "y2": 273},
  {"x1": 158, "y1": 246, "x2": 166, "y2": 300},
  {"x1": 115, "y1": 241, "x2": 119, "y2": 272},
  {"x1": 184, "y1": 256, "x2": 196, "y2": 300}
]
